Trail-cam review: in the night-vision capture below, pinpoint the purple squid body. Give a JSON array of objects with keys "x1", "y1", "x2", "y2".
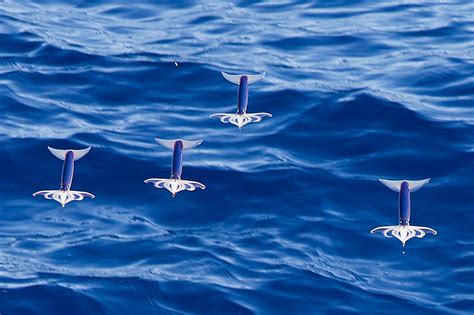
[
  {"x1": 60, "y1": 151, "x2": 75, "y2": 191},
  {"x1": 399, "y1": 181, "x2": 411, "y2": 225},
  {"x1": 237, "y1": 76, "x2": 249, "y2": 114},
  {"x1": 171, "y1": 140, "x2": 184, "y2": 179}
]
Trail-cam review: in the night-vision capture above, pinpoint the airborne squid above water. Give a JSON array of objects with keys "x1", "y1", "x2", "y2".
[
  {"x1": 144, "y1": 138, "x2": 206, "y2": 196},
  {"x1": 33, "y1": 146, "x2": 95, "y2": 207},
  {"x1": 210, "y1": 71, "x2": 272, "y2": 129},
  {"x1": 370, "y1": 178, "x2": 437, "y2": 247}
]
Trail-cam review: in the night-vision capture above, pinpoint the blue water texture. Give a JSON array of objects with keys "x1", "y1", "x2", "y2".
[{"x1": 0, "y1": 0, "x2": 473, "y2": 314}]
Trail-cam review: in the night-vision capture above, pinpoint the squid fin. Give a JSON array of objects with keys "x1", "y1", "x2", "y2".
[
  {"x1": 379, "y1": 178, "x2": 430, "y2": 192},
  {"x1": 221, "y1": 71, "x2": 266, "y2": 85},
  {"x1": 48, "y1": 146, "x2": 91, "y2": 161},
  {"x1": 154, "y1": 138, "x2": 203, "y2": 150}
]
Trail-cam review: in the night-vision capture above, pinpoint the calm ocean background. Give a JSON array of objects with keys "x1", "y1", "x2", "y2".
[{"x1": 0, "y1": 0, "x2": 473, "y2": 314}]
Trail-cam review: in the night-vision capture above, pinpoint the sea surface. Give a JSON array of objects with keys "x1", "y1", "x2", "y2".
[{"x1": 0, "y1": 0, "x2": 473, "y2": 314}]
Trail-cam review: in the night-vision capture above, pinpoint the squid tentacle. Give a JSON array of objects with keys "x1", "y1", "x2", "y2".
[
  {"x1": 33, "y1": 190, "x2": 95, "y2": 207},
  {"x1": 370, "y1": 224, "x2": 436, "y2": 246},
  {"x1": 210, "y1": 113, "x2": 272, "y2": 129},
  {"x1": 144, "y1": 178, "x2": 205, "y2": 196}
]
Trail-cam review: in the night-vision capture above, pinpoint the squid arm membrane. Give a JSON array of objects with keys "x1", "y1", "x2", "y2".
[
  {"x1": 210, "y1": 113, "x2": 272, "y2": 129},
  {"x1": 370, "y1": 225, "x2": 437, "y2": 246},
  {"x1": 33, "y1": 190, "x2": 95, "y2": 207},
  {"x1": 144, "y1": 178, "x2": 206, "y2": 196}
]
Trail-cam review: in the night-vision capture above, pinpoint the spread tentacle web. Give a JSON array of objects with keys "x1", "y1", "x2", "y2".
[
  {"x1": 210, "y1": 113, "x2": 271, "y2": 129},
  {"x1": 144, "y1": 178, "x2": 205, "y2": 196},
  {"x1": 370, "y1": 225, "x2": 436, "y2": 246},
  {"x1": 33, "y1": 190, "x2": 95, "y2": 207}
]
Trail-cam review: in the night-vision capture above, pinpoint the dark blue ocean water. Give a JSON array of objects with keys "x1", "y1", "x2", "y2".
[{"x1": 0, "y1": 0, "x2": 473, "y2": 314}]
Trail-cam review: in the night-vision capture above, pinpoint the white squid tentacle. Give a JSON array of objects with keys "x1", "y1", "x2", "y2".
[
  {"x1": 210, "y1": 113, "x2": 272, "y2": 129},
  {"x1": 370, "y1": 224, "x2": 436, "y2": 246},
  {"x1": 33, "y1": 190, "x2": 95, "y2": 207},
  {"x1": 144, "y1": 178, "x2": 205, "y2": 196},
  {"x1": 410, "y1": 225, "x2": 437, "y2": 238}
]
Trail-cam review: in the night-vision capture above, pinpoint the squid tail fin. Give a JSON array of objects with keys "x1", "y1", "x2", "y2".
[
  {"x1": 379, "y1": 178, "x2": 430, "y2": 192},
  {"x1": 47, "y1": 146, "x2": 91, "y2": 161},
  {"x1": 221, "y1": 71, "x2": 266, "y2": 85},
  {"x1": 154, "y1": 139, "x2": 203, "y2": 150}
]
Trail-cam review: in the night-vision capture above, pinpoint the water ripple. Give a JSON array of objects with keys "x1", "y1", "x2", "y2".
[{"x1": 0, "y1": 0, "x2": 473, "y2": 314}]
